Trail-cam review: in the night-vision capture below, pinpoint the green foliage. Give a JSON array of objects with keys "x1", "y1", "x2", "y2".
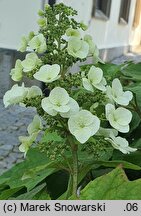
[
  {"x1": 121, "y1": 62, "x2": 141, "y2": 81},
  {"x1": 77, "y1": 167, "x2": 141, "y2": 200}
]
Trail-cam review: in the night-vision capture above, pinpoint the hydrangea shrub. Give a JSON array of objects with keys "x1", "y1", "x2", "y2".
[{"x1": 3, "y1": 3, "x2": 139, "y2": 199}]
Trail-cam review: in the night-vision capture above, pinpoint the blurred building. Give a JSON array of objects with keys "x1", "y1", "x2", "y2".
[{"x1": 0, "y1": 0, "x2": 141, "y2": 95}]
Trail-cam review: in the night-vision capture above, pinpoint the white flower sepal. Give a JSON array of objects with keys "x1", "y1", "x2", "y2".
[
  {"x1": 66, "y1": 28, "x2": 81, "y2": 38},
  {"x1": 27, "y1": 115, "x2": 43, "y2": 135},
  {"x1": 18, "y1": 32, "x2": 35, "y2": 52},
  {"x1": 19, "y1": 115, "x2": 42, "y2": 156},
  {"x1": 26, "y1": 86, "x2": 43, "y2": 99},
  {"x1": 19, "y1": 133, "x2": 38, "y2": 157},
  {"x1": 60, "y1": 98, "x2": 79, "y2": 118},
  {"x1": 68, "y1": 110, "x2": 100, "y2": 144},
  {"x1": 82, "y1": 66, "x2": 107, "y2": 92},
  {"x1": 41, "y1": 87, "x2": 79, "y2": 117},
  {"x1": 34, "y1": 64, "x2": 61, "y2": 83},
  {"x1": 18, "y1": 36, "x2": 28, "y2": 53},
  {"x1": 10, "y1": 59, "x2": 23, "y2": 82},
  {"x1": 67, "y1": 36, "x2": 89, "y2": 59},
  {"x1": 28, "y1": 33, "x2": 47, "y2": 54},
  {"x1": 3, "y1": 83, "x2": 28, "y2": 108},
  {"x1": 105, "y1": 103, "x2": 132, "y2": 133},
  {"x1": 21, "y1": 53, "x2": 42, "y2": 73},
  {"x1": 106, "y1": 78, "x2": 133, "y2": 106},
  {"x1": 105, "y1": 135, "x2": 137, "y2": 154}
]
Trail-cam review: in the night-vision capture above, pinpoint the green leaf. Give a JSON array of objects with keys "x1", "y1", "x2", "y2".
[
  {"x1": 0, "y1": 148, "x2": 58, "y2": 191},
  {"x1": 121, "y1": 62, "x2": 141, "y2": 81},
  {"x1": 126, "y1": 83, "x2": 141, "y2": 109},
  {"x1": 129, "y1": 111, "x2": 141, "y2": 133},
  {"x1": 97, "y1": 62, "x2": 123, "y2": 79},
  {"x1": 0, "y1": 187, "x2": 24, "y2": 200},
  {"x1": 33, "y1": 189, "x2": 51, "y2": 200},
  {"x1": 14, "y1": 183, "x2": 46, "y2": 200},
  {"x1": 90, "y1": 160, "x2": 141, "y2": 170},
  {"x1": 78, "y1": 166, "x2": 141, "y2": 200}
]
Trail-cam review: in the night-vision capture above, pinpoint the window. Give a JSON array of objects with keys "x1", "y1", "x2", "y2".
[
  {"x1": 119, "y1": 0, "x2": 131, "y2": 24},
  {"x1": 92, "y1": 0, "x2": 112, "y2": 20}
]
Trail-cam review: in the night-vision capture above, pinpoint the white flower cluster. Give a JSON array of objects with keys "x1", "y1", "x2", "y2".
[
  {"x1": 3, "y1": 26, "x2": 137, "y2": 155},
  {"x1": 81, "y1": 63, "x2": 136, "y2": 154},
  {"x1": 3, "y1": 84, "x2": 42, "y2": 107},
  {"x1": 66, "y1": 28, "x2": 101, "y2": 62},
  {"x1": 41, "y1": 87, "x2": 100, "y2": 144}
]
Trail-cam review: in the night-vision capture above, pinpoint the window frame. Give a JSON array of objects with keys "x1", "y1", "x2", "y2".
[
  {"x1": 119, "y1": 0, "x2": 131, "y2": 25},
  {"x1": 92, "y1": 0, "x2": 112, "y2": 21}
]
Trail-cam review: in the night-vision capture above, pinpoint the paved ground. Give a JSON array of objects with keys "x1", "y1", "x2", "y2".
[
  {"x1": 0, "y1": 104, "x2": 36, "y2": 174},
  {"x1": 0, "y1": 52, "x2": 141, "y2": 175}
]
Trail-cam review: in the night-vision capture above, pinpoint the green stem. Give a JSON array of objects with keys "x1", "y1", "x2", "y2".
[
  {"x1": 71, "y1": 142, "x2": 78, "y2": 197},
  {"x1": 66, "y1": 174, "x2": 73, "y2": 199},
  {"x1": 68, "y1": 135, "x2": 78, "y2": 197}
]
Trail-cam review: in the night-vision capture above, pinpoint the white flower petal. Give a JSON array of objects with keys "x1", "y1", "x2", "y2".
[
  {"x1": 27, "y1": 115, "x2": 42, "y2": 135},
  {"x1": 74, "y1": 127, "x2": 92, "y2": 144},
  {"x1": 105, "y1": 103, "x2": 115, "y2": 119},
  {"x1": 112, "y1": 78, "x2": 123, "y2": 96},
  {"x1": 52, "y1": 104, "x2": 70, "y2": 113},
  {"x1": 26, "y1": 86, "x2": 42, "y2": 98},
  {"x1": 60, "y1": 97, "x2": 79, "y2": 118},
  {"x1": 115, "y1": 107, "x2": 132, "y2": 125},
  {"x1": 105, "y1": 136, "x2": 137, "y2": 154},
  {"x1": 67, "y1": 36, "x2": 89, "y2": 59},
  {"x1": 3, "y1": 84, "x2": 28, "y2": 107},
  {"x1": 49, "y1": 87, "x2": 70, "y2": 105},
  {"x1": 68, "y1": 110, "x2": 100, "y2": 143},
  {"x1": 89, "y1": 115, "x2": 100, "y2": 135},
  {"x1": 88, "y1": 66, "x2": 103, "y2": 85},
  {"x1": 82, "y1": 78, "x2": 94, "y2": 92},
  {"x1": 41, "y1": 97, "x2": 57, "y2": 116},
  {"x1": 34, "y1": 64, "x2": 60, "y2": 83}
]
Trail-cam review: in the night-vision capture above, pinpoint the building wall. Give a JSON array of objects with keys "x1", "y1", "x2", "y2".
[
  {"x1": 56, "y1": 0, "x2": 141, "y2": 60},
  {"x1": 0, "y1": 0, "x2": 41, "y2": 50},
  {"x1": 57, "y1": 0, "x2": 139, "y2": 51},
  {"x1": 0, "y1": 0, "x2": 140, "y2": 52}
]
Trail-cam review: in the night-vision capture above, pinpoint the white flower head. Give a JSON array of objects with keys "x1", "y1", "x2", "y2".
[
  {"x1": 18, "y1": 36, "x2": 28, "y2": 52},
  {"x1": 41, "y1": 87, "x2": 79, "y2": 117},
  {"x1": 34, "y1": 64, "x2": 61, "y2": 83},
  {"x1": 66, "y1": 28, "x2": 81, "y2": 38},
  {"x1": 68, "y1": 110, "x2": 100, "y2": 143},
  {"x1": 27, "y1": 115, "x2": 43, "y2": 135},
  {"x1": 21, "y1": 53, "x2": 42, "y2": 73},
  {"x1": 84, "y1": 34, "x2": 96, "y2": 55},
  {"x1": 105, "y1": 135, "x2": 137, "y2": 154},
  {"x1": 82, "y1": 66, "x2": 107, "y2": 92},
  {"x1": 106, "y1": 78, "x2": 133, "y2": 106},
  {"x1": 19, "y1": 133, "x2": 37, "y2": 156},
  {"x1": 105, "y1": 103, "x2": 132, "y2": 133},
  {"x1": 28, "y1": 33, "x2": 47, "y2": 53},
  {"x1": 10, "y1": 59, "x2": 23, "y2": 81},
  {"x1": 3, "y1": 83, "x2": 28, "y2": 107},
  {"x1": 26, "y1": 86, "x2": 43, "y2": 99},
  {"x1": 18, "y1": 32, "x2": 35, "y2": 52},
  {"x1": 67, "y1": 36, "x2": 89, "y2": 59}
]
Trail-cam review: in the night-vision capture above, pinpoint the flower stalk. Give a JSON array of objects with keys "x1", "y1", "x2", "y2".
[{"x1": 68, "y1": 135, "x2": 78, "y2": 198}]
